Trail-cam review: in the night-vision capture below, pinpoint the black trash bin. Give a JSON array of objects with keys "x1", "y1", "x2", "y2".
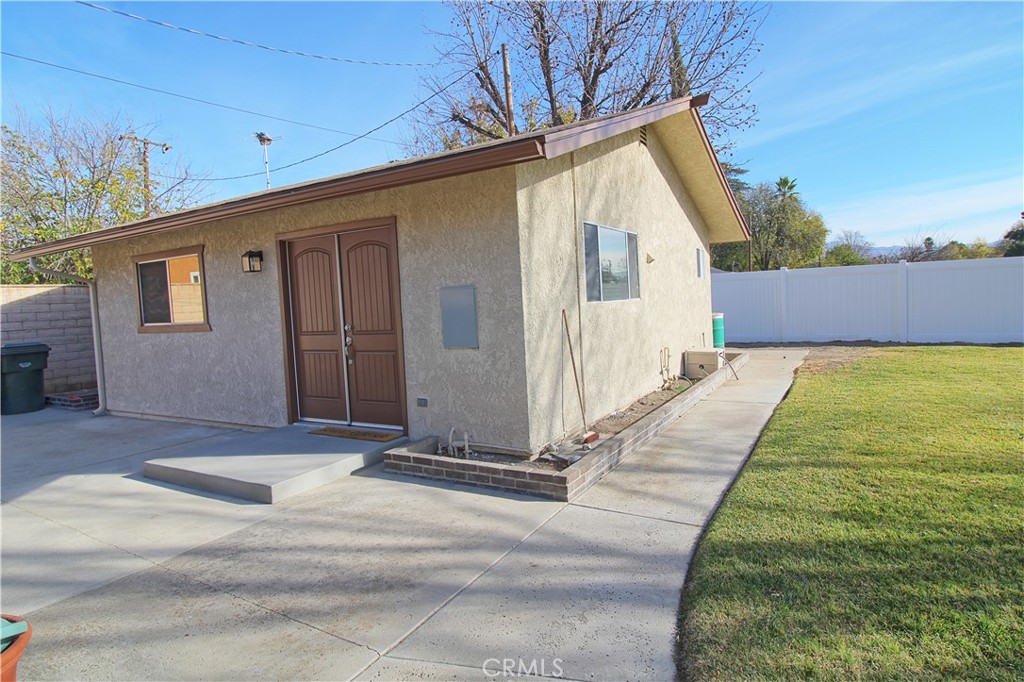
[{"x1": 1, "y1": 342, "x2": 51, "y2": 415}]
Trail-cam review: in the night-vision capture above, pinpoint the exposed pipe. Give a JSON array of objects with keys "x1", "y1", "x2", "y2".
[
  {"x1": 718, "y1": 350, "x2": 740, "y2": 380},
  {"x1": 27, "y1": 258, "x2": 107, "y2": 416},
  {"x1": 562, "y1": 308, "x2": 587, "y2": 430}
]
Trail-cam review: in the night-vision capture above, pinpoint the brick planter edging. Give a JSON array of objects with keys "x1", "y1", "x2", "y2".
[
  {"x1": 46, "y1": 389, "x2": 100, "y2": 410},
  {"x1": 384, "y1": 352, "x2": 749, "y2": 501},
  {"x1": 563, "y1": 351, "x2": 749, "y2": 500}
]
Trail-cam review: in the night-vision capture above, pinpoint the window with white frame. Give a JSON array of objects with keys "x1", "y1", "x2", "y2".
[
  {"x1": 696, "y1": 247, "x2": 705, "y2": 279},
  {"x1": 584, "y1": 222, "x2": 640, "y2": 302}
]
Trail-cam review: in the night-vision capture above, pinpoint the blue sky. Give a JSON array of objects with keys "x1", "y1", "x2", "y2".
[{"x1": 2, "y1": 1, "x2": 1022, "y2": 247}]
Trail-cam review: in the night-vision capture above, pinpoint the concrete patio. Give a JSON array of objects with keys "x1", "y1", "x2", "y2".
[{"x1": 1, "y1": 349, "x2": 807, "y2": 681}]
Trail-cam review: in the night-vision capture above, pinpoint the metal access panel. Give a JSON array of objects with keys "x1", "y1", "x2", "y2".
[{"x1": 440, "y1": 285, "x2": 479, "y2": 349}]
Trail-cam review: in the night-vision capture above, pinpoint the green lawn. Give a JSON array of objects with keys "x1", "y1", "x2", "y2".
[{"x1": 677, "y1": 347, "x2": 1024, "y2": 681}]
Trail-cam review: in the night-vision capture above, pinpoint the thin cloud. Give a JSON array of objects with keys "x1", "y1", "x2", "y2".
[
  {"x1": 741, "y1": 42, "x2": 1020, "y2": 149},
  {"x1": 819, "y1": 172, "x2": 1022, "y2": 244}
]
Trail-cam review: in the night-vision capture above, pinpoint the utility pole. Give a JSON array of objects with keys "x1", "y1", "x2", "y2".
[
  {"x1": 501, "y1": 43, "x2": 515, "y2": 136},
  {"x1": 255, "y1": 132, "x2": 274, "y2": 189},
  {"x1": 120, "y1": 134, "x2": 171, "y2": 216}
]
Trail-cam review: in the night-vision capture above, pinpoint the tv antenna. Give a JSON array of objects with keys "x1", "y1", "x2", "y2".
[{"x1": 254, "y1": 132, "x2": 276, "y2": 188}]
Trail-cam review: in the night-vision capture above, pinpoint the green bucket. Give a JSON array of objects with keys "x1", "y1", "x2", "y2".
[{"x1": 712, "y1": 313, "x2": 725, "y2": 349}]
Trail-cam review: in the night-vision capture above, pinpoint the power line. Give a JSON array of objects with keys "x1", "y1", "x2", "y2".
[
  {"x1": 166, "y1": 69, "x2": 475, "y2": 182},
  {"x1": 76, "y1": 1, "x2": 436, "y2": 68},
  {"x1": 0, "y1": 51, "x2": 397, "y2": 144}
]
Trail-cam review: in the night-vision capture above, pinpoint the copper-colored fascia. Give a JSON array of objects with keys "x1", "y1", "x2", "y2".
[
  {"x1": 9, "y1": 92, "x2": 736, "y2": 259},
  {"x1": 9, "y1": 138, "x2": 545, "y2": 261},
  {"x1": 541, "y1": 93, "x2": 708, "y2": 159},
  {"x1": 691, "y1": 107, "x2": 751, "y2": 241}
]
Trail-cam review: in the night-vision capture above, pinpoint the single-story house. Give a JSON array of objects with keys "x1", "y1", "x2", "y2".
[{"x1": 12, "y1": 95, "x2": 749, "y2": 455}]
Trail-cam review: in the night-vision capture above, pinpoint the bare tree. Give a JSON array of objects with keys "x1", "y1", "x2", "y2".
[
  {"x1": 1, "y1": 110, "x2": 208, "y2": 282},
  {"x1": 828, "y1": 230, "x2": 874, "y2": 260},
  {"x1": 408, "y1": 0, "x2": 766, "y2": 153}
]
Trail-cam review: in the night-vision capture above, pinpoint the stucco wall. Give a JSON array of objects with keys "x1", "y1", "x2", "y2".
[
  {"x1": 516, "y1": 127, "x2": 713, "y2": 451},
  {"x1": 0, "y1": 285, "x2": 96, "y2": 393},
  {"x1": 93, "y1": 166, "x2": 533, "y2": 448}
]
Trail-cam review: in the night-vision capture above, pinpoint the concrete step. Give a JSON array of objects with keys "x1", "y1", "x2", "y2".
[{"x1": 143, "y1": 425, "x2": 406, "y2": 503}]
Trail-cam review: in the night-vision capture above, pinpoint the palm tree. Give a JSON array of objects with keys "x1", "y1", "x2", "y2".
[
  {"x1": 775, "y1": 176, "x2": 799, "y2": 203},
  {"x1": 768, "y1": 177, "x2": 800, "y2": 268}
]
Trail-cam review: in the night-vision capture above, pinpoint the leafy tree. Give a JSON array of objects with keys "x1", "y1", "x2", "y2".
[
  {"x1": 823, "y1": 243, "x2": 870, "y2": 267},
  {"x1": 1002, "y1": 219, "x2": 1024, "y2": 257},
  {"x1": 943, "y1": 239, "x2": 996, "y2": 260},
  {"x1": 820, "y1": 230, "x2": 872, "y2": 267},
  {"x1": 875, "y1": 232, "x2": 1001, "y2": 263},
  {"x1": 409, "y1": 0, "x2": 766, "y2": 153},
  {"x1": 720, "y1": 161, "x2": 750, "y2": 194},
  {"x1": 830, "y1": 229, "x2": 873, "y2": 259},
  {"x1": 712, "y1": 176, "x2": 827, "y2": 271},
  {"x1": 1, "y1": 111, "x2": 206, "y2": 283}
]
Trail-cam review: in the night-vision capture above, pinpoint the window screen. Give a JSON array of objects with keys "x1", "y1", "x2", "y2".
[
  {"x1": 584, "y1": 223, "x2": 601, "y2": 302},
  {"x1": 138, "y1": 260, "x2": 171, "y2": 324},
  {"x1": 627, "y1": 233, "x2": 640, "y2": 297}
]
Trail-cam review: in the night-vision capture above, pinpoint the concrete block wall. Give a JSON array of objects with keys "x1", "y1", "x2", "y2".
[{"x1": 0, "y1": 285, "x2": 96, "y2": 393}]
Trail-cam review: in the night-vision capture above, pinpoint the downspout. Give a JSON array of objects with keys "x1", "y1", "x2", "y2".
[{"x1": 27, "y1": 258, "x2": 107, "y2": 416}]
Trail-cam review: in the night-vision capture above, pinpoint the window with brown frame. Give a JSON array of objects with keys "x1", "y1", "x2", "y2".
[{"x1": 133, "y1": 246, "x2": 210, "y2": 332}]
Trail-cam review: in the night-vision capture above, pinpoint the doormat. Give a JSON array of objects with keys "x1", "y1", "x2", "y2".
[{"x1": 308, "y1": 427, "x2": 403, "y2": 442}]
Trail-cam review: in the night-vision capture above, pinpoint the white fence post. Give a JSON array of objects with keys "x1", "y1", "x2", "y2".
[
  {"x1": 778, "y1": 267, "x2": 788, "y2": 343},
  {"x1": 896, "y1": 259, "x2": 909, "y2": 342}
]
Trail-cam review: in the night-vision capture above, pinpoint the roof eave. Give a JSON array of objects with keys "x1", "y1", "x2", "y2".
[
  {"x1": 691, "y1": 109, "x2": 750, "y2": 242},
  {"x1": 539, "y1": 93, "x2": 708, "y2": 159},
  {"x1": 10, "y1": 93, "x2": 747, "y2": 260},
  {"x1": 9, "y1": 137, "x2": 545, "y2": 261}
]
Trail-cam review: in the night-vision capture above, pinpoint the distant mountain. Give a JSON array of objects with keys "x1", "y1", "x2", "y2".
[{"x1": 866, "y1": 245, "x2": 902, "y2": 259}]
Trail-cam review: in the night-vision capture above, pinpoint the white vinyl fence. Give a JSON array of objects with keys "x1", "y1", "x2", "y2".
[{"x1": 711, "y1": 257, "x2": 1024, "y2": 344}]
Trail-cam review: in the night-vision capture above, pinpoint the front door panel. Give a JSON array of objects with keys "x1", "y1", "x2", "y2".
[
  {"x1": 287, "y1": 235, "x2": 347, "y2": 422},
  {"x1": 339, "y1": 226, "x2": 404, "y2": 426}
]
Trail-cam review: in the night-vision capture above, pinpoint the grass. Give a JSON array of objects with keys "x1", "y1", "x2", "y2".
[{"x1": 677, "y1": 347, "x2": 1024, "y2": 681}]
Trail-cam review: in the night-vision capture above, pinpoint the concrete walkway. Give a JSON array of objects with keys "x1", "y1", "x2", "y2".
[{"x1": 2, "y1": 350, "x2": 806, "y2": 681}]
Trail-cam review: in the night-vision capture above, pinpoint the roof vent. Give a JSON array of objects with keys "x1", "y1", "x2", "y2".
[{"x1": 639, "y1": 126, "x2": 648, "y2": 147}]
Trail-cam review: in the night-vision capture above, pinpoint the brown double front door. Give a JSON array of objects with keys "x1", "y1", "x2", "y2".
[{"x1": 285, "y1": 222, "x2": 405, "y2": 428}]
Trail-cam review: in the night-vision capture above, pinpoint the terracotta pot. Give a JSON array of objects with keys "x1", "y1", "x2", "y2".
[{"x1": 0, "y1": 614, "x2": 31, "y2": 682}]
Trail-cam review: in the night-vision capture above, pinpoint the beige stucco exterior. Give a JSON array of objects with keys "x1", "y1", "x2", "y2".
[
  {"x1": 516, "y1": 127, "x2": 712, "y2": 451},
  {"x1": 94, "y1": 166, "x2": 534, "y2": 449},
  {"x1": 93, "y1": 121, "x2": 718, "y2": 454}
]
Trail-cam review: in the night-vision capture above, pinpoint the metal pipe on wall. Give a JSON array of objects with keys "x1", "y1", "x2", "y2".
[{"x1": 27, "y1": 258, "x2": 107, "y2": 416}]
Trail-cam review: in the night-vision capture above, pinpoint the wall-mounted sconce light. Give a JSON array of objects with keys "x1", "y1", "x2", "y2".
[{"x1": 242, "y1": 250, "x2": 263, "y2": 273}]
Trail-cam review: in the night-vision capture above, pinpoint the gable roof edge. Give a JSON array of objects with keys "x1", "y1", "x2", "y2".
[{"x1": 538, "y1": 93, "x2": 708, "y2": 159}]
